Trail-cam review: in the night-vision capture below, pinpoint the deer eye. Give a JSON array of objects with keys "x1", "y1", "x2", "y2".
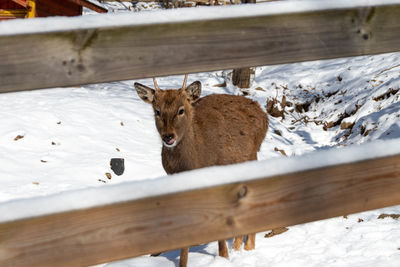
[
  {"x1": 178, "y1": 107, "x2": 185, "y2": 115},
  {"x1": 155, "y1": 109, "x2": 161, "y2": 116}
]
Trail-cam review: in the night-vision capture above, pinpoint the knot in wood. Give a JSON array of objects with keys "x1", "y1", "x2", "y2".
[
  {"x1": 237, "y1": 185, "x2": 247, "y2": 199},
  {"x1": 226, "y1": 216, "x2": 235, "y2": 226}
]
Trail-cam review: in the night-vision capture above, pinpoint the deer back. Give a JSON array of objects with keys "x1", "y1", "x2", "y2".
[{"x1": 190, "y1": 94, "x2": 268, "y2": 167}]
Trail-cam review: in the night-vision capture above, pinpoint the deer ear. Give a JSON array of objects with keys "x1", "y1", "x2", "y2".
[
  {"x1": 185, "y1": 81, "x2": 201, "y2": 102},
  {"x1": 134, "y1": 82, "x2": 155, "y2": 104}
]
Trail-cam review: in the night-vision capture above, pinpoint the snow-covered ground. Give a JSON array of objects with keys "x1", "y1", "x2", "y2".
[{"x1": 1, "y1": 1, "x2": 400, "y2": 266}]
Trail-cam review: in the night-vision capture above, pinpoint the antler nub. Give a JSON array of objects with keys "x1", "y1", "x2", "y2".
[
  {"x1": 182, "y1": 74, "x2": 188, "y2": 90},
  {"x1": 153, "y1": 77, "x2": 160, "y2": 91}
]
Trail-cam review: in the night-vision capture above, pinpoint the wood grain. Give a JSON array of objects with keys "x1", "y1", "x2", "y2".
[
  {"x1": 1, "y1": 154, "x2": 400, "y2": 266},
  {"x1": 10, "y1": 0, "x2": 28, "y2": 8},
  {"x1": 1, "y1": 3, "x2": 400, "y2": 93},
  {"x1": 66, "y1": 0, "x2": 108, "y2": 13}
]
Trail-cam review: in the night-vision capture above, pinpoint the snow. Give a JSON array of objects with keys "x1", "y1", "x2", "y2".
[
  {"x1": 1, "y1": 0, "x2": 400, "y2": 266},
  {"x1": 0, "y1": 0, "x2": 400, "y2": 36}
]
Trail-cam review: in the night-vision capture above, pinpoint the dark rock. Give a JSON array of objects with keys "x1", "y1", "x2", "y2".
[{"x1": 110, "y1": 158, "x2": 125, "y2": 176}]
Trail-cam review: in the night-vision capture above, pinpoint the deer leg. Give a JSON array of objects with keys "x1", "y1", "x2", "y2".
[
  {"x1": 218, "y1": 240, "x2": 229, "y2": 258},
  {"x1": 244, "y1": 233, "x2": 256, "y2": 251},
  {"x1": 232, "y1": 236, "x2": 244, "y2": 250},
  {"x1": 179, "y1": 247, "x2": 189, "y2": 267}
]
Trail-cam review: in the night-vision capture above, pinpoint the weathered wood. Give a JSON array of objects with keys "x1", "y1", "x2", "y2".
[
  {"x1": 0, "y1": 9, "x2": 27, "y2": 18},
  {"x1": 66, "y1": 0, "x2": 108, "y2": 13},
  {"x1": 1, "y1": 154, "x2": 400, "y2": 266},
  {"x1": 99, "y1": 0, "x2": 268, "y2": 2},
  {"x1": 232, "y1": 67, "x2": 251, "y2": 88},
  {"x1": 35, "y1": 0, "x2": 82, "y2": 17},
  {"x1": 10, "y1": 0, "x2": 28, "y2": 8},
  {"x1": 114, "y1": 0, "x2": 235, "y2": 6},
  {"x1": 0, "y1": 2, "x2": 400, "y2": 93},
  {"x1": 26, "y1": 0, "x2": 35, "y2": 18}
]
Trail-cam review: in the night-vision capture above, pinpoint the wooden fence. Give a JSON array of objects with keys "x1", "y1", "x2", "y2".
[
  {"x1": 1, "y1": 1, "x2": 400, "y2": 93},
  {"x1": 1, "y1": 1, "x2": 400, "y2": 266},
  {"x1": 2, "y1": 153, "x2": 400, "y2": 266}
]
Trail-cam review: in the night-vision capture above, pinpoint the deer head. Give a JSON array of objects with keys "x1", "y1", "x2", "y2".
[{"x1": 134, "y1": 75, "x2": 202, "y2": 148}]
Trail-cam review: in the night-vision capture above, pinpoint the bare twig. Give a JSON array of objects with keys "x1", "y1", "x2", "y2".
[{"x1": 374, "y1": 64, "x2": 400, "y2": 78}]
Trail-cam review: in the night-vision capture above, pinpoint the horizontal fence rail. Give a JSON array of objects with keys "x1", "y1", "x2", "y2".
[
  {"x1": 1, "y1": 153, "x2": 400, "y2": 266},
  {"x1": 1, "y1": 0, "x2": 400, "y2": 93}
]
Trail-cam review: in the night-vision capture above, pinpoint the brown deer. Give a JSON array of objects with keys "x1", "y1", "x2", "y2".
[{"x1": 134, "y1": 75, "x2": 268, "y2": 267}]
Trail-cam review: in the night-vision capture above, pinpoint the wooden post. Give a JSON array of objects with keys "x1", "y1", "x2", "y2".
[
  {"x1": 232, "y1": 0, "x2": 255, "y2": 89},
  {"x1": 0, "y1": 9, "x2": 27, "y2": 19},
  {"x1": 26, "y1": 0, "x2": 36, "y2": 18},
  {"x1": 228, "y1": 0, "x2": 253, "y2": 87},
  {"x1": 232, "y1": 67, "x2": 251, "y2": 88}
]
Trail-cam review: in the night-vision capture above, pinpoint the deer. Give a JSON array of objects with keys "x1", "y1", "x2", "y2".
[{"x1": 134, "y1": 74, "x2": 268, "y2": 267}]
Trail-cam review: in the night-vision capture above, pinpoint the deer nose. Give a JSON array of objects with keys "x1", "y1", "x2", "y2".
[{"x1": 163, "y1": 134, "x2": 175, "y2": 144}]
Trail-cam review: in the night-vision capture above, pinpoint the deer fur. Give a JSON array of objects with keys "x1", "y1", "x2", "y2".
[{"x1": 134, "y1": 75, "x2": 268, "y2": 267}]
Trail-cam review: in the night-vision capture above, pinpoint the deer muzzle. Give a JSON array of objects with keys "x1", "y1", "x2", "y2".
[{"x1": 162, "y1": 134, "x2": 176, "y2": 148}]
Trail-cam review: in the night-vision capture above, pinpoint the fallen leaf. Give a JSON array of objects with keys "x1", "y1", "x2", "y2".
[
  {"x1": 213, "y1": 81, "x2": 227, "y2": 87},
  {"x1": 340, "y1": 121, "x2": 355, "y2": 130},
  {"x1": 274, "y1": 130, "x2": 282, "y2": 136},
  {"x1": 378, "y1": 213, "x2": 400, "y2": 220},
  {"x1": 14, "y1": 135, "x2": 24, "y2": 141},
  {"x1": 274, "y1": 147, "x2": 287, "y2": 157},
  {"x1": 264, "y1": 227, "x2": 289, "y2": 238}
]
